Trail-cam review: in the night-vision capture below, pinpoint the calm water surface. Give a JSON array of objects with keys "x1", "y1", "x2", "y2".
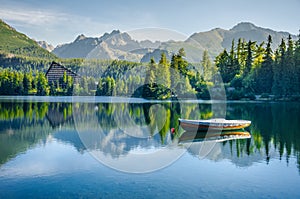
[{"x1": 0, "y1": 97, "x2": 299, "y2": 198}]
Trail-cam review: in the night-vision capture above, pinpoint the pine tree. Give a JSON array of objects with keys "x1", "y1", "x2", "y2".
[
  {"x1": 294, "y1": 30, "x2": 300, "y2": 95},
  {"x1": 253, "y1": 42, "x2": 265, "y2": 67},
  {"x1": 272, "y1": 49, "x2": 283, "y2": 95},
  {"x1": 201, "y1": 50, "x2": 213, "y2": 81},
  {"x1": 170, "y1": 54, "x2": 180, "y2": 90},
  {"x1": 143, "y1": 58, "x2": 157, "y2": 98},
  {"x1": 245, "y1": 40, "x2": 254, "y2": 76},
  {"x1": 183, "y1": 76, "x2": 194, "y2": 95},
  {"x1": 229, "y1": 39, "x2": 240, "y2": 79},
  {"x1": 95, "y1": 78, "x2": 103, "y2": 96},
  {"x1": 36, "y1": 72, "x2": 49, "y2": 96},
  {"x1": 177, "y1": 48, "x2": 188, "y2": 76},
  {"x1": 215, "y1": 49, "x2": 231, "y2": 83},
  {"x1": 178, "y1": 48, "x2": 186, "y2": 57},
  {"x1": 237, "y1": 38, "x2": 246, "y2": 72},
  {"x1": 66, "y1": 76, "x2": 74, "y2": 96},
  {"x1": 81, "y1": 77, "x2": 89, "y2": 95},
  {"x1": 257, "y1": 35, "x2": 273, "y2": 94},
  {"x1": 15, "y1": 72, "x2": 23, "y2": 95},
  {"x1": 274, "y1": 39, "x2": 289, "y2": 95},
  {"x1": 158, "y1": 52, "x2": 171, "y2": 88},
  {"x1": 49, "y1": 81, "x2": 56, "y2": 95},
  {"x1": 23, "y1": 73, "x2": 32, "y2": 95},
  {"x1": 110, "y1": 77, "x2": 116, "y2": 96},
  {"x1": 286, "y1": 35, "x2": 295, "y2": 95},
  {"x1": 149, "y1": 57, "x2": 156, "y2": 87}
]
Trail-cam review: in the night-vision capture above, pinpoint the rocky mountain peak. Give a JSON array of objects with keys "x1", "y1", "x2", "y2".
[
  {"x1": 230, "y1": 22, "x2": 258, "y2": 32},
  {"x1": 75, "y1": 34, "x2": 87, "y2": 42},
  {"x1": 37, "y1": 41, "x2": 54, "y2": 52},
  {"x1": 111, "y1": 29, "x2": 121, "y2": 35},
  {"x1": 100, "y1": 30, "x2": 123, "y2": 41}
]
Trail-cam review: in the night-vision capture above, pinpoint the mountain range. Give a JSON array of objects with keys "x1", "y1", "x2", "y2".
[
  {"x1": 52, "y1": 30, "x2": 162, "y2": 62},
  {"x1": 0, "y1": 19, "x2": 296, "y2": 63},
  {"x1": 48, "y1": 22, "x2": 297, "y2": 63}
]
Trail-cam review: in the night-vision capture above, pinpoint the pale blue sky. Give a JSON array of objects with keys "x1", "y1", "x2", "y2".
[{"x1": 0, "y1": 0, "x2": 299, "y2": 46}]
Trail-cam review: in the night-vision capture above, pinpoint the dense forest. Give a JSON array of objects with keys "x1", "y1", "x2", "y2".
[
  {"x1": 215, "y1": 34, "x2": 300, "y2": 100},
  {"x1": 0, "y1": 33, "x2": 299, "y2": 100}
]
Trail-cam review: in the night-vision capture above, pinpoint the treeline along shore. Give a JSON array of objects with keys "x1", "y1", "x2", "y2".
[{"x1": 0, "y1": 34, "x2": 300, "y2": 100}]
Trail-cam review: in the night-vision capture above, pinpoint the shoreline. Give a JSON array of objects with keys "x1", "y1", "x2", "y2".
[{"x1": 0, "y1": 95, "x2": 298, "y2": 103}]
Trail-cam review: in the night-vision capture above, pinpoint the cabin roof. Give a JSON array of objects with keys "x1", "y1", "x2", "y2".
[{"x1": 45, "y1": 61, "x2": 80, "y2": 78}]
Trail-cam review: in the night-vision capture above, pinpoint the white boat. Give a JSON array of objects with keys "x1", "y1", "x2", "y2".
[{"x1": 178, "y1": 118, "x2": 251, "y2": 131}]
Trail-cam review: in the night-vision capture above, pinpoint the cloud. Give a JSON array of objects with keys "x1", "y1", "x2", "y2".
[
  {"x1": 0, "y1": 4, "x2": 182, "y2": 45},
  {"x1": 0, "y1": 7, "x2": 113, "y2": 30},
  {"x1": 0, "y1": 7, "x2": 67, "y2": 26},
  {"x1": 0, "y1": 6, "x2": 116, "y2": 45}
]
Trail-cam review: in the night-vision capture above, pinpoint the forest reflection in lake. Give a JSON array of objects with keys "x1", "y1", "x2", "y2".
[
  {"x1": 0, "y1": 97, "x2": 299, "y2": 172},
  {"x1": 1, "y1": 97, "x2": 300, "y2": 198}
]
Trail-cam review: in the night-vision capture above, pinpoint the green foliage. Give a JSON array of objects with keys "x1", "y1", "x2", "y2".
[
  {"x1": 272, "y1": 41, "x2": 286, "y2": 95},
  {"x1": 0, "y1": 69, "x2": 25, "y2": 95},
  {"x1": 201, "y1": 50, "x2": 215, "y2": 81},
  {"x1": 0, "y1": 20, "x2": 56, "y2": 59},
  {"x1": 36, "y1": 72, "x2": 49, "y2": 96},
  {"x1": 96, "y1": 77, "x2": 115, "y2": 96},
  {"x1": 245, "y1": 40, "x2": 255, "y2": 76},
  {"x1": 215, "y1": 49, "x2": 231, "y2": 83},
  {"x1": 0, "y1": 25, "x2": 299, "y2": 100},
  {"x1": 0, "y1": 68, "x2": 97, "y2": 96},
  {"x1": 256, "y1": 35, "x2": 273, "y2": 94},
  {"x1": 213, "y1": 34, "x2": 300, "y2": 99},
  {"x1": 157, "y1": 52, "x2": 171, "y2": 88},
  {"x1": 294, "y1": 31, "x2": 300, "y2": 95}
]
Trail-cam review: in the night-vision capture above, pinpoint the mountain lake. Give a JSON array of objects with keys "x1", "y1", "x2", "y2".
[{"x1": 0, "y1": 96, "x2": 299, "y2": 198}]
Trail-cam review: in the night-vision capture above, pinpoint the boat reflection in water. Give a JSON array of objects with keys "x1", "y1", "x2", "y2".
[
  {"x1": 178, "y1": 130, "x2": 251, "y2": 143},
  {"x1": 175, "y1": 130, "x2": 251, "y2": 159}
]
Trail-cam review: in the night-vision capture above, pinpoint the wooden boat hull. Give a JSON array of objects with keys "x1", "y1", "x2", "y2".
[{"x1": 179, "y1": 118, "x2": 251, "y2": 131}]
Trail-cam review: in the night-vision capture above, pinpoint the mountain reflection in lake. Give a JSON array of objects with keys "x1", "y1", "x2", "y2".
[
  {"x1": 0, "y1": 97, "x2": 300, "y2": 197},
  {"x1": 0, "y1": 97, "x2": 299, "y2": 170}
]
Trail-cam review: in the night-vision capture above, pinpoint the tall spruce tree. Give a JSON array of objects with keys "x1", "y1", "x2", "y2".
[
  {"x1": 257, "y1": 35, "x2": 273, "y2": 93},
  {"x1": 272, "y1": 47, "x2": 284, "y2": 96},
  {"x1": 237, "y1": 38, "x2": 246, "y2": 72},
  {"x1": 177, "y1": 48, "x2": 188, "y2": 76},
  {"x1": 286, "y1": 35, "x2": 295, "y2": 95},
  {"x1": 273, "y1": 39, "x2": 289, "y2": 96},
  {"x1": 36, "y1": 72, "x2": 49, "y2": 96},
  {"x1": 294, "y1": 30, "x2": 300, "y2": 94},
  {"x1": 145, "y1": 57, "x2": 156, "y2": 87},
  {"x1": 201, "y1": 50, "x2": 213, "y2": 81},
  {"x1": 143, "y1": 58, "x2": 156, "y2": 98},
  {"x1": 23, "y1": 72, "x2": 32, "y2": 95},
  {"x1": 170, "y1": 54, "x2": 180, "y2": 90},
  {"x1": 278, "y1": 39, "x2": 287, "y2": 95},
  {"x1": 229, "y1": 40, "x2": 238, "y2": 77},
  {"x1": 96, "y1": 78, "x2": 103, "y2": 96},
  {"x1": 215, "y1": 49, "x2": 231, "y2": 83},
  {"x1": 158, "y1": 53, "x2": 171, "y2": 88},
  {"x1": 245, "y1": 40, "x2": 254, "y2": 76}
]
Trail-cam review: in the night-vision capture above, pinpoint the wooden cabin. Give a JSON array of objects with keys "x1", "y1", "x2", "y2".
[{"x1": 45, "y1": 61, "x2": 80, "y2": 85}]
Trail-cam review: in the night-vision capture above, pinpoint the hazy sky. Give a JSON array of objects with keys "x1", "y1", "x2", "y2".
[{"x1": 0, "y1": 0, "x2": 299, "y2": 46}]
